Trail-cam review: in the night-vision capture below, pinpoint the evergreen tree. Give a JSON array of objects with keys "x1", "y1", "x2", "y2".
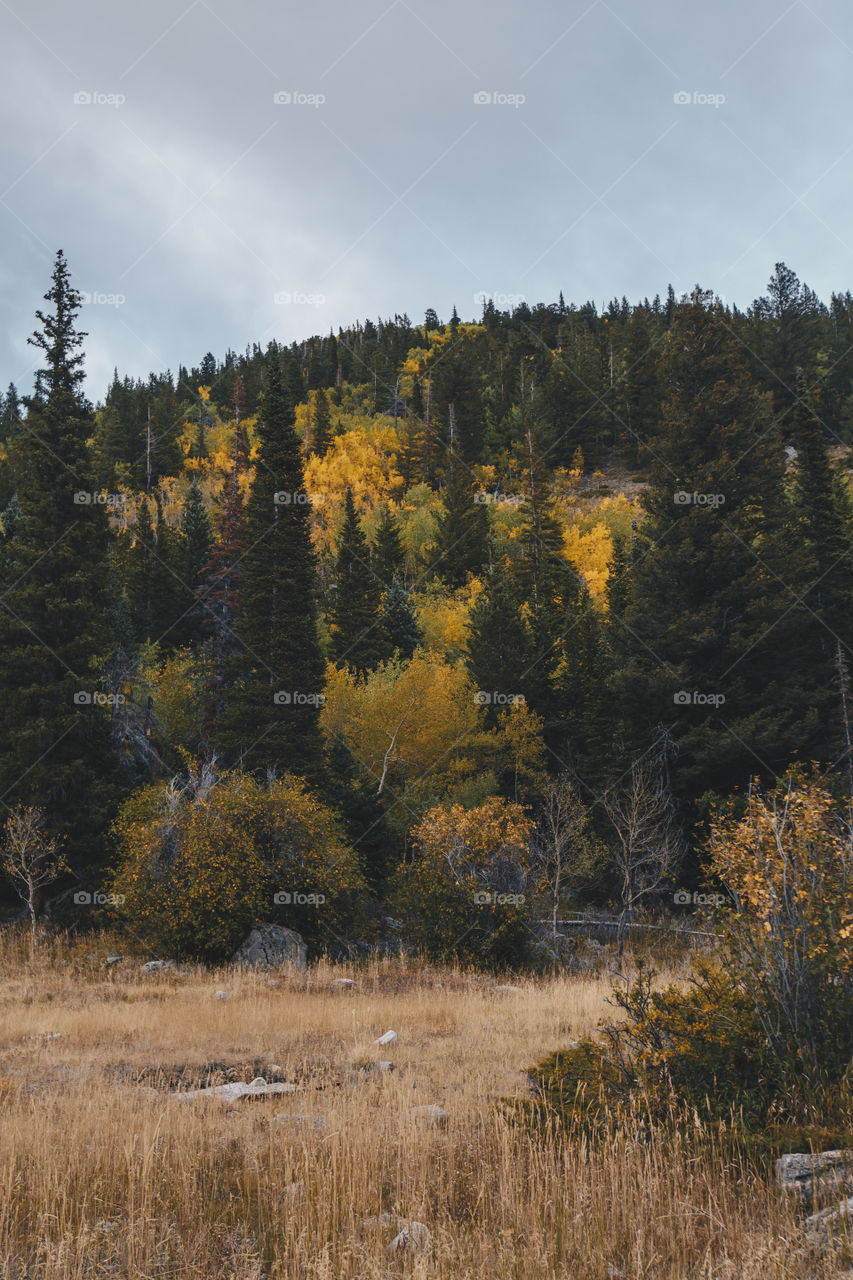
[
  {"x1": 372, "y1": 503, "x2": 406, "y2": 588},
  {"x1": 0, "y1": 382, "x2": 22, "y2": 440},
  {"x1": 173, "y1": 481, "x2": 213, "y2": 648},
  {"x1": 220, "y1": 359, "x2": 326, "y2": 777},
  {"x1": 309, "y1": 387, "x2": 332, "y2": 456},
  {"x1": 0, "y1": 251, "x2": 116, "y2": 871},
  {"x1": 330, "y1": 487, "x2": 384, "y2": 677},
  {"x1": 324, "y1": 735, "x2": 395, "y2": 894},
  {"x1": 615, "y1": 290, "x2": 827, "y2": 804},
  {"x1": 466, "y1": 568, "x2": 534, "y2": 724},
  {"x1": 434, "y1": 462, "x2": 490, "y2": 588},
  {"x1": 378, "y1": 581, "x2": 422, "y2": 662},
  {"x1": 198, "y1": 401, "x2": 249, "y2": 753}
]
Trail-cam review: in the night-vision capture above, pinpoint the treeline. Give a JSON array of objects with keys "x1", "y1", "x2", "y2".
[{"x1": 0, "y1": 252, "x2": 852, "y2": 960}]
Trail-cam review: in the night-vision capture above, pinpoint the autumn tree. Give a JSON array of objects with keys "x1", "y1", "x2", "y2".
[
  {"x1": 1, "y1": 805, "x2": 68, "y2": 947},
  {"x1": 531, "y1": 774, "x2": 607, "y2": 943}
]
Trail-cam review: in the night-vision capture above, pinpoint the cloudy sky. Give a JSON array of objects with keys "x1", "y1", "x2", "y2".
[{"x1": 1, "y1": 0, "x2": 852, "y2": 399}]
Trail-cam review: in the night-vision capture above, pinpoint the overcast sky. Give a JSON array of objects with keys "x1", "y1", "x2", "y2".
[{"x1": 1, "y1": 0, "x2": 852, "y2": 399}]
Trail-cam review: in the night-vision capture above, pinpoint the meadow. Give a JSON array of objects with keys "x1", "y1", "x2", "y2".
[{"x1": 0, "y1": 931, "x2": 844, "y2": 1279}]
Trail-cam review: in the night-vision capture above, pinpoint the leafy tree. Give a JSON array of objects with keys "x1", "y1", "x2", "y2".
[
  {"x1": 393, "y1": 796, "x2": 533, "y2": 966},
  {"x1": 112, "y1": 764, "x2": 366, "y2": 959}
]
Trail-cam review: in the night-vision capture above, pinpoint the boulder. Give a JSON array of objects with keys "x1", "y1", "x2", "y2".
[
  {"x1": 330, "y1": 978, "x2": 356, "y2": 991},
  {"x1": 409, "y1": 1104, "x2": 447, "y2": 1127},
  {"x1": 140, "y1": 960, "x2": 174, "y2": 974},
  {"x1": 493, "y1": 984, "x2": 522, "y2": 994},
  {"x1": 104, "y1": 955, "x2": 123, "y2": 967},
  {"x1": 231, "y1": 925, "x2": 306, "y2": 970},
  {"x1": 374, "y1": 1029, "x2": 397, "y2": 1046},
  {"x1": 776, "y1": 1151, "x2": 853, "y2": 1208},
  {"x1": 215, "y1": 990, "x2": 230, "y2": 1000},
  {"x1": 174, "y1": 1078, "x2": 301, "y2": 1102},
  {"x1": 804, "y1": 1194, "x2": 853, "y2": 1242},
  {"x1": 388, "y1": 1221, "x2": 431, "y2": 1254}
]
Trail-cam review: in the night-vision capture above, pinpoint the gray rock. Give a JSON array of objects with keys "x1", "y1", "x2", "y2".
[
  {"x1": 231, "y1": 924, "x2": 306, "y2": 970},
  {"x1": 493, "y1": 984, "x2": 523, "y2": 993},
  {"x1": 140, "y1": 960, "x2": 174, "y2": 974},
  {"x1": 215, "y1": 990, "x2": 230, "y2": 1000},
  {"x1": 374, "y1": 1029, "x2": 397, "y2": 1045},
  {"x1": 804, "y1": 1194, "x2": 853, "y2": 1241},
  {"x1": 272, "y1": 1113, "x2": 325, "y2": 1130},
  {"x1": 330, "y1": 978, "x2": 356, "y2": 991},
  {"x1": 366, "y1": 1060, "x2": 394, "y2": 1073},
  {"x1": 776, "y1": 1151, "x2": 853, "y2": 1208},
  {"x1": 174, "y1": 1079, "x2": 301, "y2": 1102},
  {"x1": 104, "y1": 955, "x2": 123, "y2": 966},
  {"x1": 409, "y1": 1104, "x2": 447, "y2": 1127},
  {"x1": 387, "y1": 1221, "x2": 431, "y2": 1254}
]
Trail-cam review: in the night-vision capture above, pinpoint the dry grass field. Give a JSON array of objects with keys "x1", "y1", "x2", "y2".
[{"x1": 0, "y1": 930, "x2": 847, "y2": 1279}]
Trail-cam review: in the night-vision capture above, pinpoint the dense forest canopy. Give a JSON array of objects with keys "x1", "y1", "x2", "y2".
[{"x1": 2, "y1": 251, "x2": 852, "y2": 960}]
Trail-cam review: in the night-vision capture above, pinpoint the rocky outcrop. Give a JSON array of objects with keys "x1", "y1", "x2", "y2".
[{"x1": 231, "y1": 925, "x2": 306, "y2": 969}]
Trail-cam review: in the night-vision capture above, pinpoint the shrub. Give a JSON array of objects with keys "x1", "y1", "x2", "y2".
[
  {"x1": 391, "y1": 795, "x2": 533, "y2": 967},
  {"x1": 533, "y1": 776, "x2": 853, "y2": 1129},
  {"x1": 111, "y1": 763, "x2": 366, "y2": 960}
]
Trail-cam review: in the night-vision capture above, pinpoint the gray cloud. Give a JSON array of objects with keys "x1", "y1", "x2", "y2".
[{"x1": 1, "y1": 0, "x2": 852, "y2": 397}]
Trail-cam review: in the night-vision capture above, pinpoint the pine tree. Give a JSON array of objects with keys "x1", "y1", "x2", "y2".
[
  {"x1": 0, "y1": 251, "x2": 116, "y2": 871},
  {"x1": 309, "y1": 387, "x2": 332, "y2": 456},
  {"x1": 378, "y1": 581, "x2": 422, "y2": 662},
  {"x1": 466, "y1": 569, "x2": 534, "y2": 724},
  {"x1": 324, "y1": 735, "x2": 395, "y2": 894},
  {"x1": 198, "y1": 392, "x2": 249, "y2": 753},
  {"x1": 0, "y1": 383, "x2": 22, "y2": 440},
  {"x1": 220, "y1": 358, "x2": 327, "y2": 778},
  {"x1": 434, "y1": 461, "x2": 490, "y2": 588},
  {"x1": 330, "y1": 488, "x2": 384, "y2": 677},
  {"x1": 615, "y1": 290, "x2": 827, "y2": 803},
  {"x1": 372, "y1": 503, "x2": 406, "y2": 589},
  {"x1": 173, "y1": 480, "x2": 213, "y2": 648}
]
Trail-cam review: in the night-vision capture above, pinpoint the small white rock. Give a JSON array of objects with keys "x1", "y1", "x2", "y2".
[
  {"x1": 387, "y1": 1222, "x2": 431, "y2": 1254},
  {"x1": 375, "y1": 1030, "x2": 397, "y2": 1046},
  {"x1": 215, "y1": 990, "x2": 230, "y2": 1000},
  {"x1": 330, "y1": 977, "x2": 356, "y2": 991},
  {"x1": 272, "y1": 1113, "x2": 325, "y2": 1130},
  {"x1": 409, "y1": 1104, "x2": 447, "y2": 1127}
]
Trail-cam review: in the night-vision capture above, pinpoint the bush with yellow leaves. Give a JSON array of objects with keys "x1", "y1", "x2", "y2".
[
  {"x1": 534, "y1": 775, "x2": 853, "y2": 1127},
  {"x1": 111, "y1": 763, "x2": 366, "y2": 960},
  {"x1": 392, "y1": 795, "x2": 534, "y2": 968}
]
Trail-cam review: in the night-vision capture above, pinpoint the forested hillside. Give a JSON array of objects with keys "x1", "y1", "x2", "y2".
[{"x1": 2, "y1": 252, "x2": 852, "y2": 962}]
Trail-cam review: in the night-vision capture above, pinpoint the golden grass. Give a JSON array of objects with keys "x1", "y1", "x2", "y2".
[{"x1": 0, "y1": 930, "x2": 845, "y2": 1278}]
